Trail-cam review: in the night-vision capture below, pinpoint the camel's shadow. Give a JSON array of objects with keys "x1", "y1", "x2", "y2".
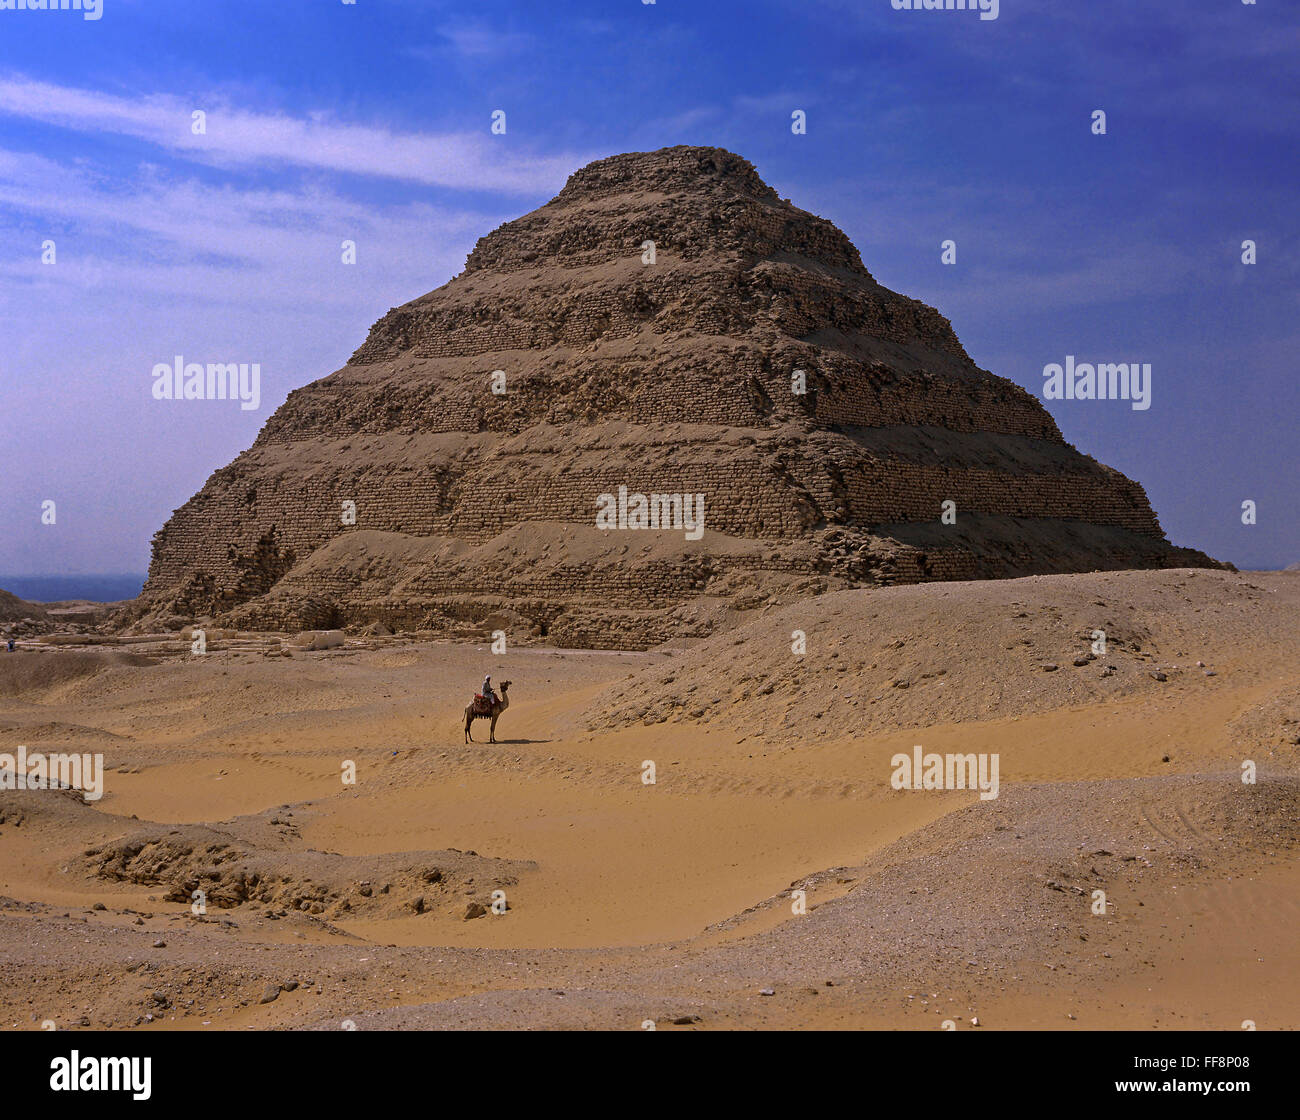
[{"x1": 481, "y1": 737, "x2": 552, "y2": 745}]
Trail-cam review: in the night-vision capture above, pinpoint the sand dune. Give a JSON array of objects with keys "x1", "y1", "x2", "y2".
[
  {"x1": 0, "y1": 569, "x2": 1296, "y2": 1029},
  {"x1": 588, "y1": 569, "x2": 1298, "y2": 741}
]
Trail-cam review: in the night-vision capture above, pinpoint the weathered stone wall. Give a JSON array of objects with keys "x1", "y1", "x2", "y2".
[
  {"x1": 133, "y1": 145, "x2": 1221, "y2": 645},
  {"x1": 349, "y1": 254, "x2": 966, "y2": 367},
  {"x1": 146, "y1": 430, "x2": 1164, "y2": 596}
]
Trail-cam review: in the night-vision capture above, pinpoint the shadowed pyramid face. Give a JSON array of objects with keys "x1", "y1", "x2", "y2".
[{"x1": 133, "y1": 145, "x2": 1220, "y2": 648}]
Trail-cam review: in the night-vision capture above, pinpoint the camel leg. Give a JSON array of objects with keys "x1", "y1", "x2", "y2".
[
  {"x1": 464, "y1": 715, "x2": 473, "y2": 743},
  {"x1": 489, "y1": 714, "x2": 498, "y2": 743}
]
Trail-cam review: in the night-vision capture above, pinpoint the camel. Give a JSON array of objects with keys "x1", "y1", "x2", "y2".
[{"x1": 464, "y1": 680, "x2": 511, "y2": 743}]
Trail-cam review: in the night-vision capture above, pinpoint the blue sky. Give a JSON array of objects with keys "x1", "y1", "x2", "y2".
[{"x1": 0, "y1": 0, "x2": 1295, "y2": 582}]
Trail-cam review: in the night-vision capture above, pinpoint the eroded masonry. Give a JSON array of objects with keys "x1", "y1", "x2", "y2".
[{"x1": 128, "y1": 145, "x2": 1220, "y2": 648}]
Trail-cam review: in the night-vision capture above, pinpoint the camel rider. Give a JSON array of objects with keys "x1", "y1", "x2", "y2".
[{"x1": 480, "y1": 674, "x2": 498, "y2": 707}]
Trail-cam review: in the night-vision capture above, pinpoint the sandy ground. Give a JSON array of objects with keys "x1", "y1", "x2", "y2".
[{"x1": 0, "y1": 568, "x2": 1297, "y2": 1030}]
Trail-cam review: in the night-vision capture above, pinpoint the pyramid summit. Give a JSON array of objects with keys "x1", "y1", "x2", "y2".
[{"x1": 131, "y1": 145, "x2": 1221, "y2": 647}]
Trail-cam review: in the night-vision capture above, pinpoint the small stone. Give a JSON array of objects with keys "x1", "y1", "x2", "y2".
[
  {"x1": 91, "y1": 902, "x2": 106, "y2": 911},
  {"x1": 1041, "y1": 663, "x2": 1059, "y2": 673},
  {"x1": 970, "y1": 1016, "x2": 980, "y2": 1027},
  {"x1": 759, "y1": 987, "x2": 775, "y2": 996},
  {"x1": 463, "y1": 902, "x2": 487, "y2": 920},
  {"x1": 1150, "y1": 671, "x2": 1167, "y2": 682},
  {"x1": 259, "y1": 985, "x2": 281, "y2": 1004},
  {"x1": 281, "y1": 981, "x2": 299, "y2": 992},
  {"x1": 152, "y1": 939, "x2": 166, "y2": 948}
]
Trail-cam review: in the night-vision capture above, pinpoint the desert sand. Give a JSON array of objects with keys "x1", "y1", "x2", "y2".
[{"x1": 1, "y1": 566, "x2": 1297, "y2": 1030}]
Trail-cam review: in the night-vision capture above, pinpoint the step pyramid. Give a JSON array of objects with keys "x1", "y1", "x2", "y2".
[{"x1": 134, "y1": 145, "x2": 1220, "y2": 647}]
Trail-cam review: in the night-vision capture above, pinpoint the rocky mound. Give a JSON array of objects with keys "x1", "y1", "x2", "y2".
[
  {"x1": 82, "y1": 824, "x2": 530, "y2": 924},
  {"x1": 0, "y1": 789, "x2": 531, "y2": 927},
  {"x1": 0, "y1": 588, "x2": 46, "y2": 628},
  {"x1": 0, "y1": 649, "x2": 158, "y2": 700},
  {"x1": 129, "y1": 145, "x2": 1221, "y2": 648},
  {"x1": 585, "y1": 569, "x2": 1297, "y2": 740}
]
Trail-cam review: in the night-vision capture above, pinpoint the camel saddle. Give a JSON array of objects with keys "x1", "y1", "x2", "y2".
[{"x1": 472, "y1": 693, "x2": 493, "y2": 716}]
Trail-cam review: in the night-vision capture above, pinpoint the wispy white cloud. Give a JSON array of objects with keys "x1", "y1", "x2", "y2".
[
  {"x1": 733, "y1": 91, "x2": 814, "y2": 115},
  {"x1": 0, "y1": 143, "x2": 506, "y2": 324},
  {"x1": 0, "y1": 75, "x2": 594, "y2": 195},
  {"x1": 0, "y1": 130, "x2": 520, "y2": 572},
  {"x1": 803, "y1": 0, "x2": 1299, "y2": 136},
  {"x1": 439, "y1": 23, "x2": 536, "y2": 58}
]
